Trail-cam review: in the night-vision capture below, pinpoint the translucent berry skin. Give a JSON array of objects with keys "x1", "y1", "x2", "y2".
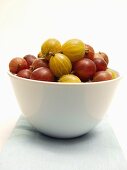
[
  {"x1": 62, "y1": 39, "x2": 85, "y2": 62},
  {"x1": 73, "y1": 58, "x2": 96, "y2": 81},
  {"x1": 93, "y1": 71, "x2": 112, "y2": 82},
  {"x1": 49, "y1": 53, "x2": 72, "y2": 77},
  {"x1": 93, "y1": 57, "x2": 107, "y2": 71},
  {"x1": 9, "y1": 57, "x2": 28, "y2": 74},
  {"x1": 23, "y1": 54, "x2": 36, "y2": 68},
  {"x1": 31, "y1": 58, "x2": 49, "y2": 71},
  {"x1": 94, "y1": 52, "x2": 109, "y2": 64},
  {"x1": 58, "y1": 74, "x2": 81, "y2": 83},
  {"x1": 17, "y1": 69, "x2": 32, "y2": 79},
  {"x1": 30, "y1": 67, "x2": 54, "y2": 82},
  {"x1": 41, "y1": 38, "x2": 61, "y2": 60},
  {"x1": 84, "y1": 44, "x2": 95, "y2": 61}
]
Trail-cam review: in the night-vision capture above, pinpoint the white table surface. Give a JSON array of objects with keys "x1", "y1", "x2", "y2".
[{"x1": 0, "y1": 0, "x2": 127, "y2": 161}]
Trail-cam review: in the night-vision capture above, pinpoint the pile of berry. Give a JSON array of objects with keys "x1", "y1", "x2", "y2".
[{"x1": 9, "y1": 38, "x2": 118, "y2": 83}]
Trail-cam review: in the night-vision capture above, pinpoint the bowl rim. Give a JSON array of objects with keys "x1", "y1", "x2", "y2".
[{"x1": 7, "y1": 70, "x2": 121, "y2": 86}]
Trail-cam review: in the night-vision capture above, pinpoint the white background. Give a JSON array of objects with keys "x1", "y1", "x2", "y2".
[{"x1": 0, "y1": 0, "x2": 127, "y2": 158}]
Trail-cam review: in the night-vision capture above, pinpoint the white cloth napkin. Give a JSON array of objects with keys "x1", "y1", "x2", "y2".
[{"x1": 0, "y1": 115, "x2": 127, "y2": 170}]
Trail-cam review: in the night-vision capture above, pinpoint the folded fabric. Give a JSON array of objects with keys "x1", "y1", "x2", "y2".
[{"x1": 0, "y1": 115, "x2": 127, "y2": 170}]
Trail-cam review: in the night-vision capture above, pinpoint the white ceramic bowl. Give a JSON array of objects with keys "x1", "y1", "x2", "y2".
[{"x1": 8, "y1": 71, "x2": 121, "y2": 138}]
